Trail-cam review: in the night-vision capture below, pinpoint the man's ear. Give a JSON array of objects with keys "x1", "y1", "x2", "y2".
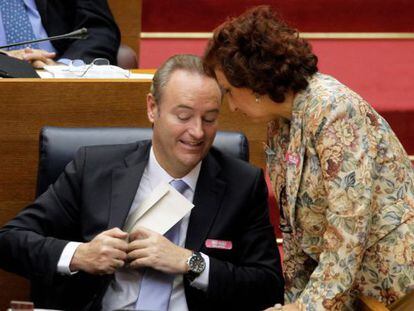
[{"x1": 146, "y1": 93, "x2": 158, "y2": 123}]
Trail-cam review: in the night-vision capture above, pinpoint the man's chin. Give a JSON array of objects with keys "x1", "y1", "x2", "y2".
[{"x1": 178, "y1": 154, "x2": 205, "y2": 170}]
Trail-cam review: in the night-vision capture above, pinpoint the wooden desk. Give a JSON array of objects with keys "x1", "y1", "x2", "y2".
[{"x1": 0, "y1": 77, "x2": 267, "y2": 309}]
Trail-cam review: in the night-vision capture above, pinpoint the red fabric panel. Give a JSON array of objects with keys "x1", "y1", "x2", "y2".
[
  {"x1": 278, "y1": 245, "x2": 283, "y2": 261},
  {"x1": 140, "y1": 39, "x2": 207, "y2": 68},
  {"x1": 142, "y1": 0, "x2": 414, "y2": 32},
  {"x1": 140, "y1": 39, "x2": 414, "y2": 110},
  {"x1": 265, "y1": 170, "x2": 282, "y2": 239},
  {"x1": 313, "y1": 39, "x2": 414, "y2": 112},
  {"x1": 379, "y1": 111, "x2": 414, "y2": 155}
]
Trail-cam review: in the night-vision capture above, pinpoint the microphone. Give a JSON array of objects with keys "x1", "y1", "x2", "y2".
[{"x1": 0, "y1": 28, "x2": 88, "y2": 50}]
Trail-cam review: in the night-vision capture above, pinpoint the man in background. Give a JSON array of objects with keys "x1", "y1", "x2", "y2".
[
  {"x1": 0, "y1": 0, "x2": 120, "y2": 67},
  {"x1": 0, "y1": 54, "x2": 283, "y2": 310}
]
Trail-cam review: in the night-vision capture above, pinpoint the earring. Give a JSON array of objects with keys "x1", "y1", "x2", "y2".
[{"x1": 255, "y1": 93, "x2": 261, "y2": 103}]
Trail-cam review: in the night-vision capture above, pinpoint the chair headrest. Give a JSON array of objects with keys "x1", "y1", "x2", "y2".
[{"x1": 36, "y1": 126, "x2": 249, "y2": 197}]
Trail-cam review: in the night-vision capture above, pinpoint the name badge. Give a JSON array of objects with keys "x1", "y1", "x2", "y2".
[
  {"x1": 205, "y1": 239, "x2": 233, "y2": 250},
  {"x1": 285, "y1": 152, "x2": 300, "y2": 166}
]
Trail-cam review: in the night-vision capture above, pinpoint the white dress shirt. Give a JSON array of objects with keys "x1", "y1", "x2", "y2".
[{"x1": 58, "y1": 147, "x2": 210, "y2": 310}]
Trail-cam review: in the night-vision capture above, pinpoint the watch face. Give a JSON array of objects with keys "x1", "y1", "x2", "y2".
[{"x1": 189, "y1": 253, "x2": 206, "y2": 273}]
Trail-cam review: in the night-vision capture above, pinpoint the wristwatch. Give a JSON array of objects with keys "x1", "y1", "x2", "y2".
[{"x1": 185, "y1": 251, "x2": 206, "y2": 282}]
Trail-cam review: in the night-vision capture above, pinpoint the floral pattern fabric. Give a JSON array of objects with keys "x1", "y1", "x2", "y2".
[{"x1": 267, "y1": 73, "x2": 414, "y2": 310}]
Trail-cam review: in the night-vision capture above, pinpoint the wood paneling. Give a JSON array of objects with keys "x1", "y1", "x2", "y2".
[{"x1": 108, "y1": 0, "x2": 142, "y2": 55}]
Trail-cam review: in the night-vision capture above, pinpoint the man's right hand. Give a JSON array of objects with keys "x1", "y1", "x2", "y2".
[{"x1": 70, "y1": 228, "x2": 128, "y2": 275}]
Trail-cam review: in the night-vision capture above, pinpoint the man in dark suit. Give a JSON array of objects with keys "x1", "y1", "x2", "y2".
[
  {"x1": 0, "y1": 55, "x2": 283, "y2": 310},
  {"x1": 0, "y1": 0, "x2": 120, "y2": 67}
]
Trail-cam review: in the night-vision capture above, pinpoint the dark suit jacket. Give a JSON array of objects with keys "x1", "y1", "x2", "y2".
[
  {"x1": 0, "y1": 140, "x2": 284, "y2": 310},
  {"x1": 35, "y1": 0, "x2": 120, "y2": 64}
]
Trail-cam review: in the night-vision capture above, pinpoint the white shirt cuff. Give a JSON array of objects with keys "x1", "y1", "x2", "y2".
[
  {"x1": 57, "y1": 242, "x2": 82, "y2": 275},
  {"x1": 189, "y1": 253, "x2": 210, "y2": 291}
]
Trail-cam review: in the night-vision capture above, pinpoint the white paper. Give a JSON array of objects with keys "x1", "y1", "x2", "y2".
[
  {"x1": 124, "y1": 182, "x2": 194, "y2": 235},
  {"x1": 37, "y1": 68, "x2": 154, "y2": 80},
  {"x1": 129, "y1": 73, "x2": 154, "y2": 80},
  {"x1": 36, "y1": 70, "x2": 54, "y2": 78},
  {"x1": 41, "y1": 65, "x2": 131, "y2": 79}
]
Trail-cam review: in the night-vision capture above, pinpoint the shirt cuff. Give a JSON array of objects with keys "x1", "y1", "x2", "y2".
[
  {"x1": 189, "y1": 252, "x2": 210, "y2": 291},
  {"x1": 57, "y1": 242, "x2": 82, "y2": 275}
]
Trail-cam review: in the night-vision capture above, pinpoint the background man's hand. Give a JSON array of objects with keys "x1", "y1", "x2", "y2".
[
  {"x1": 127, "y1": 227, "x2": 192, "y2": 274},
  {"x1": 70, "y1": 227, "x2": 128, "y2": 275},
  {"x1": 264, "y1": 303, "x2": 300, "y2": 311},
  {"x1": 5, "y1": 48, "x2": 57, "y2": 68}
]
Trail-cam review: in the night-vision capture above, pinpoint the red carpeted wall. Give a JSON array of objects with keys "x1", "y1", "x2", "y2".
[{"x1": 142, "y1": 0, "x2": 414, "y2": 32}]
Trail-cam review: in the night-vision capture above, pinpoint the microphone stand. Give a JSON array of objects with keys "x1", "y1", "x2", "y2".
[{"x1": 0, "y1": 28, "x2": 88, "y2": 50}]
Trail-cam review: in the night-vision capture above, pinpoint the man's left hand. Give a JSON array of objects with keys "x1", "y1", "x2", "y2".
[{"x1": 127, "y1": 227, "x2": 192, "y2": 274}]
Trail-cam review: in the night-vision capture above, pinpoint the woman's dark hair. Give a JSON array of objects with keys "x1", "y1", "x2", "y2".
[{"x1": 203, "y1": 5, "x2": 318, "y2": 102}]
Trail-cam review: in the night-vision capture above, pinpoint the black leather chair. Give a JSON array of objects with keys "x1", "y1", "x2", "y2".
[{"x1": 36, "y1": 126, "x2": 249, "y2": 197}]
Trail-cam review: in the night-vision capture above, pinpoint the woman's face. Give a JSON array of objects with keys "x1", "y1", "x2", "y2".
[
  {"x1": 214, "y1": 69, "x2": 292, "y2": 122},
  {"x1": 214, "y1": 69, "x2": 262, "y2": 120}
]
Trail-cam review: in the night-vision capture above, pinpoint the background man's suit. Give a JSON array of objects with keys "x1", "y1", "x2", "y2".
[
  {"x1": 34, "y1": 0, "x2": 120, "y2": 64},
  {"x1": 0, "y1": 140, "x2": 284, "y2": 310}
]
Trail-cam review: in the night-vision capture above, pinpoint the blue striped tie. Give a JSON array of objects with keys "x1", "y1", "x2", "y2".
[
  {"x1": 0, "y1": 0, "x2": 39, "y2": 50},
  {"x1": 135, "y1": 180, "x2": 189, "y2": 311}
]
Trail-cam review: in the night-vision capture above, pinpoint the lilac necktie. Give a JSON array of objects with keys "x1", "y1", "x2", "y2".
[
  {"x1": 0, "y1": 0, "x2": 39, "y2": 50},
  {"x1": 135, "y1": 180, "x2": 189, "y2": 311}
]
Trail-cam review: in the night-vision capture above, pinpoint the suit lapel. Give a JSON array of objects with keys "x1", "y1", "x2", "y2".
[
  {"x1": 34, "y1": 0, "x2": 47, "y2": 24},
  {"x1": 107, "y1": 141, "x2": 151, "y2": 229},
  {"x1": 185, "y1": 153, "x2": 226, "y2": 251}
]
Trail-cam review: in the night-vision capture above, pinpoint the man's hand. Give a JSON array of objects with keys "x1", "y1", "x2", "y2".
[
  {"x1": 127, "y1": 227, "x2": 192, "y2": 274},
  {"x1": 70, "y1": 228, "x2": 128, "y2": 275},
  {"x1": 264, "y1": 303, "x2": 300, "y2": 311},
  {"x1": 5, "y1": 48, "x2": 57, "y2": 68}
]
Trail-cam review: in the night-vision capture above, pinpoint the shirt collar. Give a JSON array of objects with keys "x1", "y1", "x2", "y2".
[{"x1": 148, "y1": 147, "x2": 201, "y2": 192}]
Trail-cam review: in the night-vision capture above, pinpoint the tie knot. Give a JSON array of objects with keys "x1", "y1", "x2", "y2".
[{"x1": 169, "y1": 179, "x2": 188, "y2": 194}]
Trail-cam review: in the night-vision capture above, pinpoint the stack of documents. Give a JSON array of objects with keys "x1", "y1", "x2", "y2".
[{"x1": 37, "y1": 65, "x2": 154, "y2": 80}]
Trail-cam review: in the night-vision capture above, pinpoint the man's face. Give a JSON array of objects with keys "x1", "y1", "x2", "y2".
[{"x1": 147, "y1": 70, "x2": 221, "y2": 178}]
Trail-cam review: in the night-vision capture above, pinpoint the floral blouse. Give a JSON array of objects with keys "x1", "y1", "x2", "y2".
[{"x1": 267, "y1": 73, "x2": 414, "y2": 310}]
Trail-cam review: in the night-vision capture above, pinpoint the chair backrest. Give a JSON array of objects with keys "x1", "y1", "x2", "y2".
[{"x1": 36, "y1": 126, "x2": 249, "y2": 197}]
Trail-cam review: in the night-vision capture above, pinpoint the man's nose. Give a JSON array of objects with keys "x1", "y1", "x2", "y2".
[{"x1": 188, "y1": 119, "x2": 204, "y2": 139}]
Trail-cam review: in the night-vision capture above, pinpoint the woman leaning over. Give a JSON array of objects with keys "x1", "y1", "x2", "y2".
[{"x1": 203, "y1": 6, "x2": 414, "y2": 311}]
